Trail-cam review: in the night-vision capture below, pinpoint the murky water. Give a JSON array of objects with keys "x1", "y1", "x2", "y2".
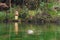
[{"x1": 0, "y1": 23, "x2": 60, "y2": 40}]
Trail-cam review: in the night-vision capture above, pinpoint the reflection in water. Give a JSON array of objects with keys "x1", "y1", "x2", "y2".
[
  {"x1": 14, "y1": 22, "x2": 18, "y2": 35},
  {"x1": 0, "y1": 23, "x2": 60, "y2": 40}
]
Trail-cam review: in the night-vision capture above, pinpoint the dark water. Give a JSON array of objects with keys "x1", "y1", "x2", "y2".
[{"x1": 0, "y1": 22, "x2": 60, "y2": 40}]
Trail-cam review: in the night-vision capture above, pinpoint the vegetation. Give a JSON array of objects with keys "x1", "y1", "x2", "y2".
[
  {"x1": 0, "y1": 1, "x2": 60, "y2": 40},
  {"x1": 0, "y1": 0, "x2": 60, "y2": 23}
]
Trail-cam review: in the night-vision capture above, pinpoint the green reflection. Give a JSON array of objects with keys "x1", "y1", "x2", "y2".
[{"x1": 0, "y1": 23, "x2": 60, "y2": 40}]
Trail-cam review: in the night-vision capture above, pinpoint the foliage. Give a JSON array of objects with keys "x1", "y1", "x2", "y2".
[
  {"x1": 0, "y1": 12, "x2": 6, "y2": 21},
  {"x1": 0, "y1": 1, "x2": 60, "y2": 22}
]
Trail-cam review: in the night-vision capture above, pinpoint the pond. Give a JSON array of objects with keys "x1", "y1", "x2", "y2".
[{"x1": 0, "y1": 22, "x2": 60, "y2": 40}]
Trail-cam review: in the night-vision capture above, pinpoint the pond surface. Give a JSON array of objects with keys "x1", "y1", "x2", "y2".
[{"x1": 0, "y1": 22, "x2": 60, "y2": 40}]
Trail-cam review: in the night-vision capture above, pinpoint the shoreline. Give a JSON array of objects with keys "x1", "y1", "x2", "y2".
[{"x1": 0, "y1": 20, "x2": 60, "y2": 25}]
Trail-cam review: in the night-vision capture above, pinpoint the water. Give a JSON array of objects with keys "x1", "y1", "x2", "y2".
[{"x1": 0, "y1": 23, "x2": 60, "y2": 40}]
